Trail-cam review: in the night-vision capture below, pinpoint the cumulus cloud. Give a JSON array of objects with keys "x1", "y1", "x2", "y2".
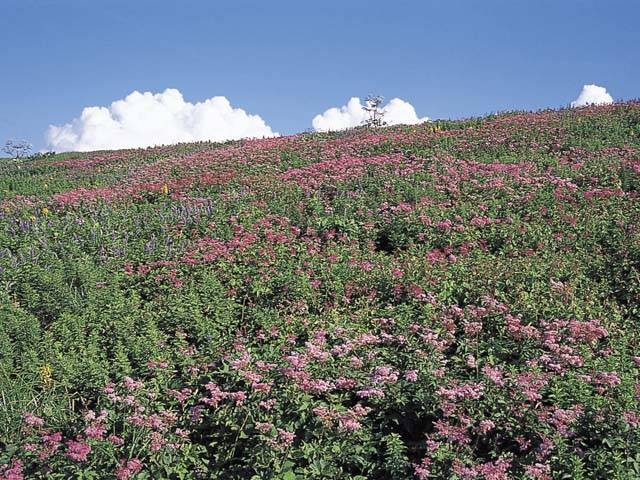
[
  {"x1": 570, "y1": 84, "x2": 614, "y2": 108},
  {"x1": 46, "y1": 88, "x2": 277, "y2": 152},
  {"x1": 312, "y1": 97, "x2": 429, "y2": 132}
]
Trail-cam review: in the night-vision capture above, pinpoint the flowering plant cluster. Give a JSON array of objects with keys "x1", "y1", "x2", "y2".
[{"x1": 1, "y1": 102, "x2": 640, "y2": 478}]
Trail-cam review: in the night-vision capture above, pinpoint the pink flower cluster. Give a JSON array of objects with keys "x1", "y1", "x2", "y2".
[{"x1": 115, "y1": 458, "x2": 143, "y2": 480}]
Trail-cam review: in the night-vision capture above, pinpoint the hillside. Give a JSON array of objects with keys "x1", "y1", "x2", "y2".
[{"x1": 1, "y1": 103, "x2": 640, "y2": 479}]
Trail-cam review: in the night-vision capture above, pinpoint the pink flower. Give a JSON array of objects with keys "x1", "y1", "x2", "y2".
[
  {"x1": 356, "y1": 387, "x2": 385, "y2": 399},
  {"x1": 115, "y1": 458, "x2": 143, "y2": 480},
  {"x1": 408, "y1": 284, "x2": 428, "y2": 301},
  {"x1": 267, "y1": 428, "x2": 296, "y2": 450},
  {"x1": 516, "y1": 372, "x2": 548, "y2": 402},
  {"x1": 544, "y1": 405, "x2": 583, "y2": 437},
  {"x1": 482, "y1": 365, "x2": 505, "y2": 387},
  {"x1": 426, "y1": 439, "x2": 440, "y2": 452},
  {"x1": 167, "y1": 388, "x2": 192, "y2": 404},
  {"x1": 466, "y1": 354, "x2": 477, "y2": 368},
  {"x1": 437, "y1": 219, "x2": 453, "y2": 231},
  {"x1": 251, "y1": 381, "x2": 273, "y2": 393},
  {"x1": 107, "y1": 434, "x2": 125, "y2": 446},
  {"x1": 413, "y1": 457, "x2": 431, "y2": 479},
  {"x1": 438, "y1": 381, "x2": 484, "y2": 401},
  {"x1": 336, "y1": 404, "x2": 371, "y2": 432},
  {"x1": 255, "y1": 422, "x2": 274, "y2": 433},
  {"x1": 623, "y1": 411, "x2": 640, "y2": 427},
  {"x1": 391, "y1": 268, "x2": 404, "y2": 278},
  {"x1": 453, "y1": 458, "x2": 511, "y2": 480},
  {"x1": 463, "y1": 321, "x2": 482, "y2": 336},
  {"x1": 285, "y1": 354, "x2": 307, "y2": 369},
  {"x1": 478, "y1": 419, "x2": 495, "y2": 434},
  {"x1": 404, "y1": 370, "x2": 418, "y2": 382},
  {"x1": 200, "y1": 382, "x2": 228, "y2": 407},
  {"x1": 122, "y1": 376, "x2": 143, "y2": 391},
  {"x1": 85, "y1": 423, "x2": 106, "y2": 440},
  {"x1": 525, "y1": 462, "x2": 551, "y2": 480},
  {"x1": 22, "y1": 412, "x2": 44, "y2": 427},
  {"x1": 0, "y1": 459, "x2": 24, "y2": 480},
  {"x1": 307, "y1": 378, "x2": 335, "y2": 393},
  {"x1": 149, "y1": 432, "x2": 166, "y2": 452},
  {"x1": 277, "y1": 429, "x2": 295, "y2": 447},
  {"x1": 146, "y1": 359, "x2": 169, "y2": 370},
  {"x1": 37, "y1": 431, "x2": 63, "y2": 460},
  {"x1": 515, "y1": 436, "x2": 531, "y2": 451},
  {"x1": 372, "y1": 366, "x2": 399, "y2": 385},
  {"x1": 66, "y1": 439, "x2": 91, "y2": 462},
  {"x1": 536, "y1": 437, "x2": 554, "y2": 460},
  {"x1": 40, "y1": 431, "x2": 62, "y2": 444},
  {"x1": 593, "y1": 371, "x2": 621, "y2": 388},
  {"x1": 337, "y1": 417, "x2": 362, "y2": 432},
  {"x1": 349, "y1": 356, "x2": 364, "y2": 369},
  {"x1": 434, "y1": 420, "x2": 470, "y2": 445},
  {"x1": 313, "y1": 406, "x2": 334, "y2": 426},
  {"x1": 259, "y1": 399, "x2": 276, "y2": 410},
  {"x1": 335, "y1": 377, "x2": 357, "y2": 389},
  {"x1": 228, "y1": 391, "x2": 247, "y2": 405},
  {"x1": 567, "y1": 319, "x2": 608, "y2": 343}
]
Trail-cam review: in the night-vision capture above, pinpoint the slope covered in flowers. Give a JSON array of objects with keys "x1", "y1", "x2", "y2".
[{"x1": 1, "y1": 103, "x2": 640, "y2": 479}]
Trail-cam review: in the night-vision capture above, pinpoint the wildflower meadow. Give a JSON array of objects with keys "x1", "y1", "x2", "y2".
[{"x1": 1, "y1": 102, "x2": 640, "y2": 479}]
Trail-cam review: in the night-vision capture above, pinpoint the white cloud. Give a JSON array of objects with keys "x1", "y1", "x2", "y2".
[
  {"x1": 46, "y1": 88, "x2": 277, "y2": 152},
  {"x1": 312, "y1": 97, "x2": 429, "y2": 132},
  {"x1": 570, "y1": 84, "x2": 614, "y2": 108}
]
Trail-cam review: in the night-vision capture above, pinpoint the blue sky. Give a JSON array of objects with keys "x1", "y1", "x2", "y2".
[{"x1": 1, "y1": 0, "x2": 639, "y2": 151}]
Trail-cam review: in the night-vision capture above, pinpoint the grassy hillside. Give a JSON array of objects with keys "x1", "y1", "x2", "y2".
[{"x1": 1, "y1": 102, "x2": 640, "y2": 479}]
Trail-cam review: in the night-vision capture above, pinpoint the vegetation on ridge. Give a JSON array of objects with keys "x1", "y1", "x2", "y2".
[{"x1": 1, "y1": 102, "x2": 640, "y2": 479}]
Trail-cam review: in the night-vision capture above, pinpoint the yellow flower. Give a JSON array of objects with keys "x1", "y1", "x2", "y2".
[
  {"x1": 161, "y1": 183, "x2": 169, "y2": 195},
  {"x1": 39, "y1": 364, "x2": 53, "y2": 387},
  {"x1": 42, "y1": 207, "x2": 49, "y2": 216}
]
